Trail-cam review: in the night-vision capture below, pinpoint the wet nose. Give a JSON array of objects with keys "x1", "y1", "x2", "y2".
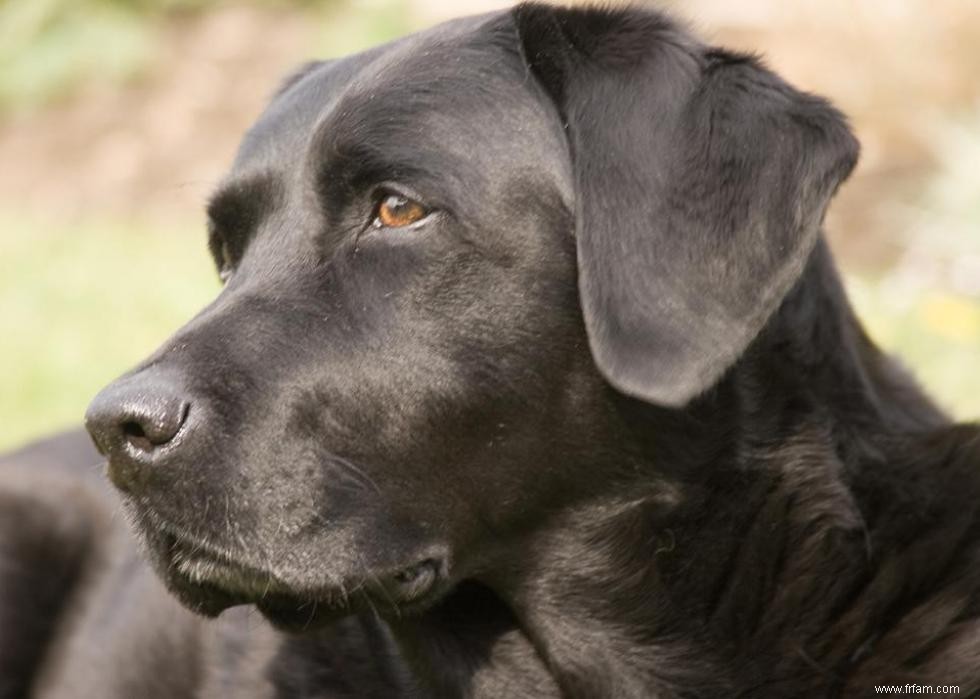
[{"x1": 85, "y1": 372, "x2": 191, "y2": 493}]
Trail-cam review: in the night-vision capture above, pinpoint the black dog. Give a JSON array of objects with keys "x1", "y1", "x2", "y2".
[{"x1": 3, "y1": 4, "x2": 979, "y2": 697}]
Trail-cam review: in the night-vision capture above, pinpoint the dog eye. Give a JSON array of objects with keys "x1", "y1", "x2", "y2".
[{"x1": 374, "y1": 193, "x2": 428, "y2": 229}]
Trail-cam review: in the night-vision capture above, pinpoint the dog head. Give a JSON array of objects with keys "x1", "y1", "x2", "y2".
[{"x1": 85, "y1": 4, "x2": 857, "y2": 629}]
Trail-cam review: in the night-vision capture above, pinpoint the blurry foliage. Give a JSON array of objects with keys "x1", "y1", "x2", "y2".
[
  {"x1": 849, "y1": 278, "x2": 980, "y2": 419},
  {"x1": 0, "y1": 0, "x2": 346, "y2": 114},
  {"x1": 899, "y1": 107, "x2": 980, "y2": 298},
  {"x1": 0, "y1": 0, "x2": 150, "y2": 112},
  {"x1": 313, "y1": 0, "x2": 413, "y2": 58}
]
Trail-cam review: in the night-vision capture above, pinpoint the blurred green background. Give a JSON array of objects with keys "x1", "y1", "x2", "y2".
[{"x1": 1, "y1": 0, "x2": 978, "y2": 451}]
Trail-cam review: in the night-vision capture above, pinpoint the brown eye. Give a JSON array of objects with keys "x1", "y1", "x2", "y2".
[{"x1": 375, "y1": 193, "x2": 427, "y2": 228}]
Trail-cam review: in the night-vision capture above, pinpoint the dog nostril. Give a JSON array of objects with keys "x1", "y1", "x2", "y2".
[
  {"x1": 122, "y1": 401, "x2": 189, "y2": 451},
  {"x1": 122, "y1": 421, "x2": 145, "y2": 438},
  {"x1": 86, "y1": 387, "x2": 191, "y2": 459},
  {"x1": 121, "y1": 420, "x2": 154, "y2": 452}
]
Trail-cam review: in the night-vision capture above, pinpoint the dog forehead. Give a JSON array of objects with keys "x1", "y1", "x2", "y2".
[{"x1": 230, "y1": 11, "x2": 563, "y2": 179}]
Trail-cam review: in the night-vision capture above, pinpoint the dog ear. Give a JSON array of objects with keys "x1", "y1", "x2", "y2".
[{"x1": 513, "y1": 3, "x2": 859, "y2": 407}]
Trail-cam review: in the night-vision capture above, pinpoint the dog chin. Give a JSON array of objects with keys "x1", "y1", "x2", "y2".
[
  {"x1": 141, "y1": 525, "x2": 449, "y2": 630},
  {"x1": 151, "y1": 537, "x2": 351, "y2": 628}
]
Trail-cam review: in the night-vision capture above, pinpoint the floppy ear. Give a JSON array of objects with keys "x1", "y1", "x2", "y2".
[{"x1": 513, "y1": 3, "x2": 859, "y2": 407}]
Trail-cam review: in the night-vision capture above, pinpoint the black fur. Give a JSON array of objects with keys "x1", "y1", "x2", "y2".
[{"x1": 3, "y1": 4, "x2": 979, "y2": 697}]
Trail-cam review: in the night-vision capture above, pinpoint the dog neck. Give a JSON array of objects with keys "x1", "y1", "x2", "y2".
[{"x1": 494, "y1": 240, "x2": 976, "y2": 697}]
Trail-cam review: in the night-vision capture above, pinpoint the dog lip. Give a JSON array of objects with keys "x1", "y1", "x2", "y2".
[
  {"x1": 165, "y1": 533, "x2": 292, "y2": 599},
  {"x1": 147, "y1": 520, "x2": 451, "y2": 625}
]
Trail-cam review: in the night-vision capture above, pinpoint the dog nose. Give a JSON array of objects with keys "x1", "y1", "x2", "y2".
[{"x1": 85, "y1": 373, "x2": 191, "y2": 493}]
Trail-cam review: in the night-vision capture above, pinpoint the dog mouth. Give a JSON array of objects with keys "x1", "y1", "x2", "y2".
[
  {"x1": 150, "y1": 527, "x2": 447, "y2": 631},
  {"x1": 168, "y1": 535, "x2": 293, "y2": 598}
]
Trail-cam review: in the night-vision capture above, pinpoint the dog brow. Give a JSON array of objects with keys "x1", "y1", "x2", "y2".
[
  {"x1": 206, "y1": 174, "x2": 282, "y2": 239},
  {"x1": 206, "y1": 174, "x2": 278, "y2": 223}
]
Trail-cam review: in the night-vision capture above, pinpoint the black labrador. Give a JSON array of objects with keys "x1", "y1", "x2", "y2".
[{"x1": 3, "y1": 4, "x2": 980, "y2": 697}]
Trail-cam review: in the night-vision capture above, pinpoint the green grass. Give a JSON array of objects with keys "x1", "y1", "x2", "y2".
[{"x1": 0, "y1": 214, "x2": 219, "y2": 449}]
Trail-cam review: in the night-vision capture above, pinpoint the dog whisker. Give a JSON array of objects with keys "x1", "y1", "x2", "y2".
[{"x1": 323, "y1": 453, "x2": 381, "y2": 495}]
